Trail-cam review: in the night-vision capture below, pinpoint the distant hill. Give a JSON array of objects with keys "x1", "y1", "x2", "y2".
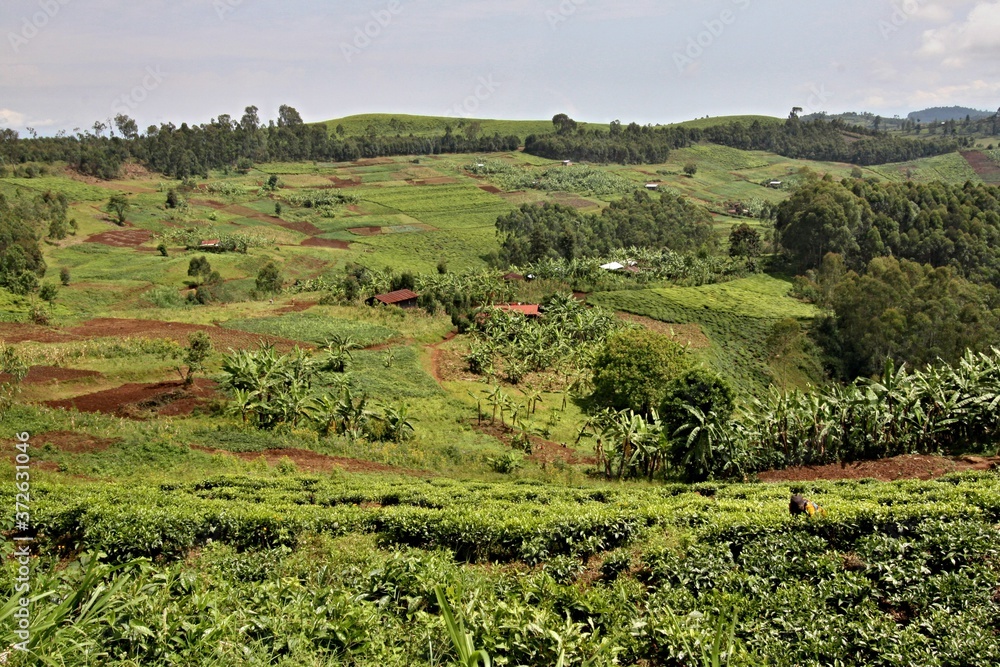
[
  {"x1": 666, "y1": 115, "x2": 782, "y2": 129},
  {"x1": 907, "y1": 106, "x2": 994, "y2": 122},
  {"x1": 316, "y1": 113, "x2": 785, "y2": 138},
  {"x1": 317, "y1": 113, "x2": 600, "y2": 139}
]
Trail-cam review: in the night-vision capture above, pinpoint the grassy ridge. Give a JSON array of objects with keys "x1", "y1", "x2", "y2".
[
  {"x1": 318, "y1": 113, "x2": 601, "y2": 138},
  {"x1": 590, "y1": 276, "x2": 818, "y2": 391}
]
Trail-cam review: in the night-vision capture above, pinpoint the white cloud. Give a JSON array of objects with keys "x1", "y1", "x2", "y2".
[
  {"x1": 919, "y1": 1, "x2": 1000, "y2": 59},
  {"x1": 0, "y1": 109, "x2": 27, "y2": 127}
]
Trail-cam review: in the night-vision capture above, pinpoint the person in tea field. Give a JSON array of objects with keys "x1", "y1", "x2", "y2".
[{"x1": 789, "y1": 493, "x2": 825, "y2": 517}]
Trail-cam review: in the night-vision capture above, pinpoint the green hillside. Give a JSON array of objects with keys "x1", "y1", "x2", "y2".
[
  {"x1": 667, "y1": 114, "x2": 783, "y2": 129},
  {"x1": 3, "y1": 118, "x2": 1000, "y2": 664},
  {"x1": 319, "y1": 113, "x2": 602, "y2": 138}
]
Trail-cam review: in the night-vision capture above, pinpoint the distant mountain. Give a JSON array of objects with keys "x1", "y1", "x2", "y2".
[{"x1": 907, "y1": 106, "x2": 994, "y2": 122}]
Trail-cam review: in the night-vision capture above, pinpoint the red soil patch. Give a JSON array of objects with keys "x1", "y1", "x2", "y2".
[
  {"x1": 45, "y1": 378, "x2": 219, "y2": 419},
  {"x1": 30, "y1": 430, "x2": 117, "y2": 454},
  {"x1": 85, "y1": 229, "x2": 153, "y2": 247},
  {"x1": 961, "y1": 151, "x2": 1000, "y2": 183},
  {"x1": 275, "y1": 220, "x2": 326, "y2": 236},
  {"x1": 328, "y1": 176, "x2": 362, "y2": 188},
  {"x1": 301, "y1": 237, "x2": 350, "y2": 249},
  {"x1": 189, "y1": 199, "x2": 227, "y2": 210},
  {"x1": 347, "y1": 226, "x2": 384, "y2": 236},
  {"x1": 0, "y1": 366, "x2": 101, "y2": 384},
  {"x1": 757, "y1": 453, "x2": 1000, "y2": 483},
  {"x1": 277, "y1": 300, "x2": 318, "y2": 314},
  {"x1": 193, "y1": 445, "x2": 430, "y2": 476},
  {"x1": 223, "y1": 204, "x2": 271, "y2": 219},
  {"x1": 0, "y1": 322, "x2": 78, "y2": 343},
  {"x1": 478, "y1": 184, "x2": 502, "y2": 194}
]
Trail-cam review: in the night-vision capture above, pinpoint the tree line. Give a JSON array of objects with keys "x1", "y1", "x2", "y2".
[
  {"x1": 0, "y1": 106, "x2": 520, "y2": 180},
  {"x1": 524, "y1": 115, "x2": 964, "y2": 166},
  {"x1": 1, "y1": 108, "x2": 969, "y2": 181},
  {"x1": 495, "y1": 191, "x2": 715, "y2": 265}
]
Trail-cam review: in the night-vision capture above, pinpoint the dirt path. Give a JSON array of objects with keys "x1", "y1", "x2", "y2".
[
  {"x1": 425, "y1": 331, "x2": 458, "y2": 384},
  {"x1": 757, "y1": 453, "x2": 999, "y2": 483}
]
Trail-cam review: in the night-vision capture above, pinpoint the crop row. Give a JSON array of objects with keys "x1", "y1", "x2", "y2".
[{"x1": 9, "y1": 472, "x2": 1000, "y2": 564}]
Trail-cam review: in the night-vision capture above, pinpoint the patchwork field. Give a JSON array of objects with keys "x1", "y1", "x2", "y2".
[{"x1": 3, "y1": 134, "x2": 999, "y2": 664}]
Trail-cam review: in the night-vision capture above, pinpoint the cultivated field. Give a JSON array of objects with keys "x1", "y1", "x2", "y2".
[{"x1": 2, "y1": 131, "x2": 998, "y2": 665}]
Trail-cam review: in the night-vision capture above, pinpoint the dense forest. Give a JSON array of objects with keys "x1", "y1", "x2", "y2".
[
  {"x1": 495, "y1": 191, "x2": 715, "y2": 265},
  {"x1": 776, "y1": 177, "x2": 1000, "y2": 284},
  {"x1": 772, "y1": 177, "x2": 1000, "y2": 377},
  {"x1": 525, "y1": 116, "x2": 965, "y2": 166}
]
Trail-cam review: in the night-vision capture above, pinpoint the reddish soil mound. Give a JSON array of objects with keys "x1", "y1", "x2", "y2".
[
  {"x1": 757, "y1": 453, "x2": 1000, "y2": 483},
  {"x1": 478, "y1": 184, "x2": 502, "y2": 194},
  {"x1": 0, "y1": 366, "x2": 101, "y2": 384},
  {"x1": 31, "y1": 430, "x2": 117, "y2": 454},
  {"x1": 194, "y1": 445, "x2": 430, "y2": 476},
  {"x1": 86, "y1": 229, "x2": 153, "y2": 247},
  {"x1": 961, "y1": 151, "x2": 1000, "y2": 183},
  {"x1": 64, "y1": 318, "x2": 303, "y2": 351},
  {"x1": 0, "y1": 323, "x2": 77, "y2": 343},
  {"x1": 275, "y1": 220, "x2": 325, "y2": 236},
  {"x1": 301, "y1": 237, "x2": 350, "y2": 249},
  {"x1": 45, "y1": 378, "x2": 218, "y2": 419}
]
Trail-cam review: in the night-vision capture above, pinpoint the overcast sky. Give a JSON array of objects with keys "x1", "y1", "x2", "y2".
[{"x1": 1, "y1": 0, "x2": 998, "y2": 135}]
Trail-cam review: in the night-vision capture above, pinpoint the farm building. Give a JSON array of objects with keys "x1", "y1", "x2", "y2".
[
  {"x1": 600, "y1": 262, "x2": 626, "y2": 271},
  {"x1": 562, "y1": 160, "x2": 573, "y2": 166},
  {"x1": 367, "y1": 289, "x2": 419, "y2": 308},
  {"x1": 199, "y1": 239, "x2": 221, "y2": 250},
  {"x1": 494, "y1": 303, "x2": 541, "y2": 318},
  {"x1": 645, "y1": 183, "x2": 660, "y2": 190},
  {"x1": 502, "y1": 272, "x2": 525, "y2": 282},
  {"x1": 767, "y1": 181, "x2": 783, "y2": 189}
]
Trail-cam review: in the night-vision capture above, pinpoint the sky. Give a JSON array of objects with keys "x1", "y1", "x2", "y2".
[{"x1": 1, "y1": 0, "x2": 998, "y2": 135}]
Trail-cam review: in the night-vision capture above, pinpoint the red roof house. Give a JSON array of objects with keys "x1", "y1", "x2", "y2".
[
  {"x1": 494, "y1": 303, "x2": 540, "y2": 318},
  {"x1": 367, "y1": 289, "x2": 419, "y2": 308}
]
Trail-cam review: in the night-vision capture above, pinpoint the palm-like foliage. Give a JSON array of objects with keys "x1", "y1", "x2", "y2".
[{"x1": 738, "y1": 348, "x2": 1000, "y2": 471}]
